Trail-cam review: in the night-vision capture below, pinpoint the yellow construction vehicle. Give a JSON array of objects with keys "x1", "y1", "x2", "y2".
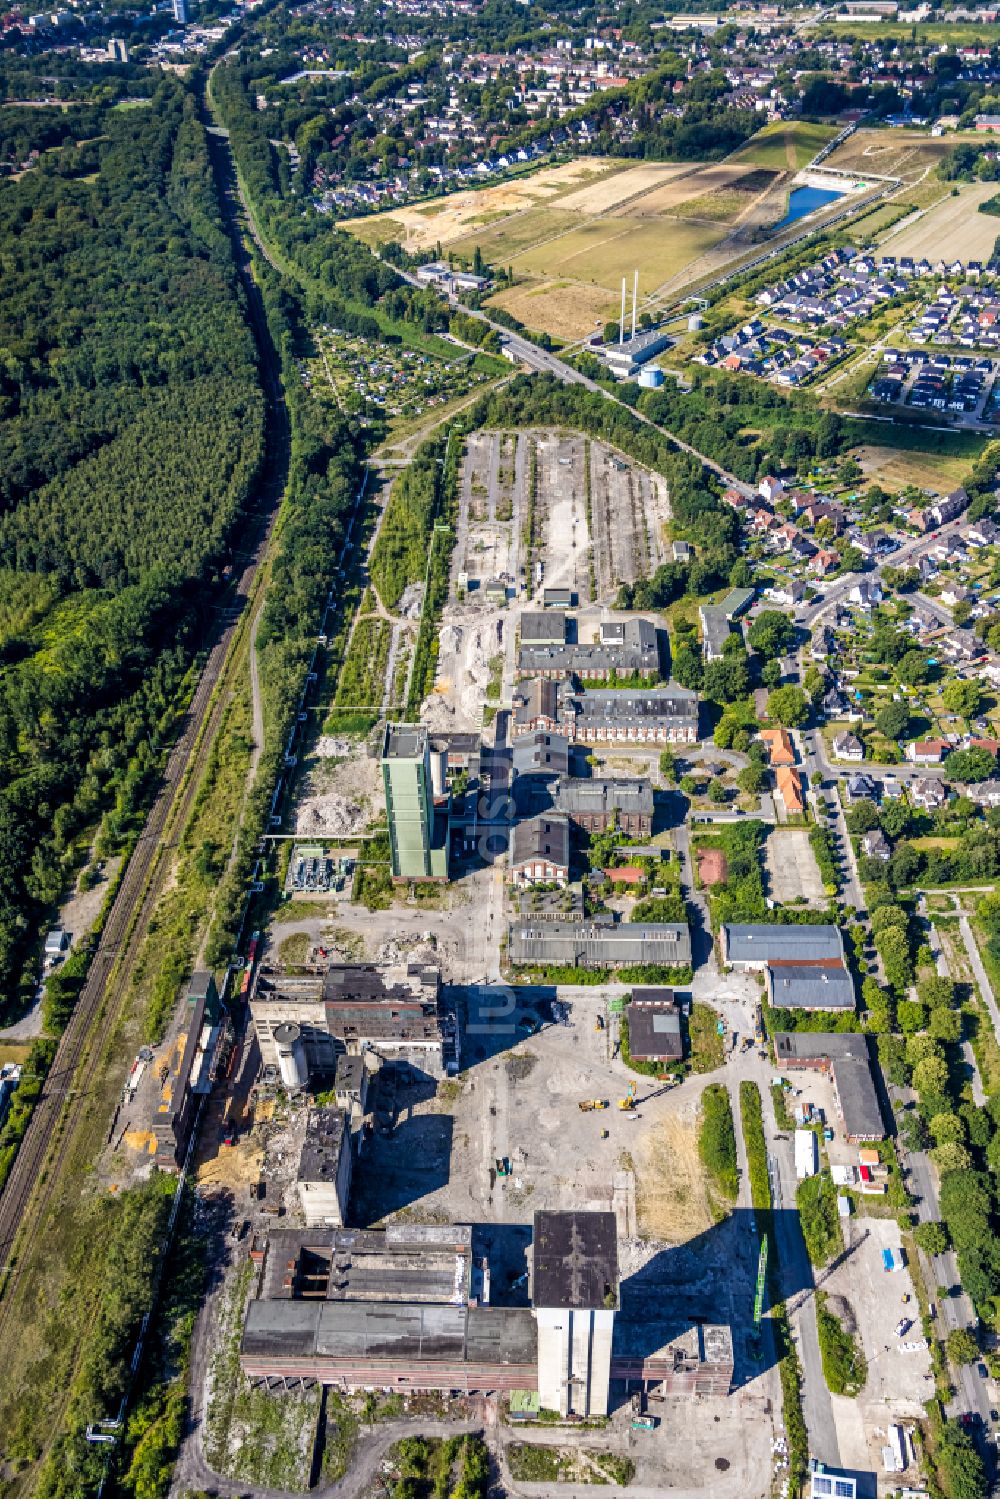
[
  {"x1": 579, "y1": 1099, "x2": 609, "y2": 1112},
  {"x1": 595, "y1": 1015, "x2": 605, "y2": 1032},
  {"x1": 617, "y1": 1081, "x2": 638, "y2": 1111}
]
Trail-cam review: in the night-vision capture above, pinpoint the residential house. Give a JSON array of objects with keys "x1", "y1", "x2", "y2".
[
  {"x1": 766, "y1": 579, "x2": 806, "y2": 607},
  {"x1": 759, "y1": 727, "x2": 795, "y2": 765},
  {"x1": 832, "y1": 732, "x2": 864, "y2": 761},
  {"x1": 849, "y1": 579, "x2": 883, "y2": 610},
  {"x1": 910, "y1": 776, "x2": 948, "y2": 810},
  {"x1": 905, "y1": 738, "x2": 950, "y2": 764},
  {"x1": 861, "y1": 828, "x2": 891, "y2": 861},
  {"x1": 811, "y1": 548, "x2": 839, "y2": 577},
  {"x1": 967, "y1": 778, "x2": 1000, "y2": 808},
  {"x1": 775, "y1": 765, "x2": 805, "y2": 814},
  {"x1": 846, "y1": 772, "x2": 878, "y2": 803}
]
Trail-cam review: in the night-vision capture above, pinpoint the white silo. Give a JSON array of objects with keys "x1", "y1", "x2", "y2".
[
  {"x1": 429, "y1": 738, "x2": 449, "y2": 798},
  {"x1": 273, "y1": 1022, "x2": 308, "y2": 1090}
]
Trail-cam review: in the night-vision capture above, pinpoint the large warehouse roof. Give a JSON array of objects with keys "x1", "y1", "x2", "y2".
[{"x1": 722, "y1": 923, "x2": 845, "y2": 965}]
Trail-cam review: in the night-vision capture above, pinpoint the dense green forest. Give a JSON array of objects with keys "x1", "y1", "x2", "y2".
[{"x1": 0, "y1": 76, "x2": 264, "y2": 1016}]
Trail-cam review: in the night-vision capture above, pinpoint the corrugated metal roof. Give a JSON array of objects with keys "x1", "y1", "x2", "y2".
[
  {"x1": 723, "y1": 924, "x2": 844, "y2": 965},
  {"x1": 766, "y1": 963, "x2": 855, "y2": 1010}
]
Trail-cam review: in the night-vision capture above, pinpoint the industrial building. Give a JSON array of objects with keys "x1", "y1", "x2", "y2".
[
  {"x1": 721, "y1": 923, "x2": 856, "y2": 1014},
  {"x1": 239, "y1": 1212, "x2": 733, "y2": 1403},
  {"x1": 765, "y1": 963, "x2": 855, "y2": 1012},
  {"x1": 510, "y1": 814, "x2": 571, "y2": 887},
  {"x1": 381, "y1": 723, "x2": 449, "y2": 882},
  {"x1": 773, "y1": 1033, "x2": 886, "y2": 1143},
  {"x1": 250, "y1": 962, "x2": 458, "y2": 1082},
  {"x1": 720, "y1": 924, "x2": 845, "y2": 969},
  {"x1": 601, "y1": 326, "x2": 673, "y2": 380},
  {"x1": 520, "y1": 612, "x2": 568, "y2": 647},
  {"x1": 151, "y1": 971, "x2": 223, "y2": 1168},
  {"x1": 554, "y1": 777, "x2": 654, "y2": 836},
  {"x1": 296, "y1": 1108, "x2": 353, "y2": 1227},
  {"x1": 533, "y1": 1211, "x2": 617, "y2": 1416},
  {"x1": 625, "y1": 990, "x2": 683, "y2": 1064},
  {"x1": 508, "y1": 919, "x2": 691, "y2": 970},
  {"x1": 511, "y1": 730, "x2": 571, "y2": 780},
  {"x1": 512, "y1": 678, "x2": 699, "y2": 744},
  {"x1": 517, "y1": 618, "x2": 661, "y2": 682},
  {"x1": 699, "y1": 587, "x2": 755, "y2": 663}
]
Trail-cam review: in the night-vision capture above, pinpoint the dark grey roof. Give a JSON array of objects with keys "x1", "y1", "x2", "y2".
[
  {"x1": 260, "y1": 1224, "x2": 472, "y2": 1304},
  {"x1": 509, "y1": 920, "x2": 691, "y2": 968},
  {"x1": 532, "y1": 1210, "x2": 618, "y2": 1310},
  {"x1": 298, "y1": 1108, "x2": 349, "y2": 1183},
  {"x1": 699, "y1": 608, "x2": 733, "y2": 659},
  {"x1": 572, "y1": 685, "x2": 698, "y2": 727},
  {"x1": 626, "y1": 998, "x2": 682, "y2": 1058},
  {"x1": 773, "y1": 1033, "x2": 885, "y2": 1139},
  {"x1": 765, "y1": 963, "x2": 855, "y2": 1010},
  {"x1": 511, "y1": 814, "x2": 570, "y2": 870},
  {"x1": 512, "y1": 731, "x2": 570, "y2": 778},
  {"x1": 723, "y1": 924, "x2": 844, "y2": 965},
  {"x1": 518, "y1": 617, "x2": 659, "y2": 677},
  {"x1": 520, "y1": 611, "x2": 567, "y2": 645},
  {"x1": 383, "y1": 723, "x2": 427, "y2": 760},
  {"x1": 243, "y1": 1300, "x2": 537, "y2": 1368},
  {"x1": 555, "y1": 776, "x2": 653, "y2": 819}
]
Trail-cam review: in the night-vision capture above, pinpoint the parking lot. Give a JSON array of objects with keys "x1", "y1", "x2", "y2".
[
  {"x1": 764, "y1": 828, "x2": 826, "y2": 905},
  {"x1": 820, "y1": 1219, "x2": 933, "y2": 1482}
]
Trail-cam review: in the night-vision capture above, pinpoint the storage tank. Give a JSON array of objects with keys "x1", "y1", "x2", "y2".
[
  {"x1": 273, "y1": 1022, "x2": 308, "y2": 1090},
  {"x1": 687, "y1": 312, "x2": 704, "y2": 332},
  {"x1": 429, "y1": 738, "x2": 449, "y2": 798}
]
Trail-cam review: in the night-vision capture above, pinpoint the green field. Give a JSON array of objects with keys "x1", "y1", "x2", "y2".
[
  {"x1": 509, "y1": 213, "x2": 724, "y2": 290},
  {"x1": 450, "y1": 206, "x2": 580, "y2": 263},
  {"x1": 732, "y1": 122, "x2": 840, "y2": 172},
  {"x1": 820, "y1": 19, "x2": 1000, "y2": 42}
]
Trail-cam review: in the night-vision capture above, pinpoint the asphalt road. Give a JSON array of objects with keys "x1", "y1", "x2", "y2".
[{"x1": 393, "y1": 266, "x2": 757, "y2": 498}]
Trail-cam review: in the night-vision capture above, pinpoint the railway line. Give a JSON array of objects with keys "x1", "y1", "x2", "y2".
[{"x1": 0, "y1": 114, "x2": 290, "y2": 1323}]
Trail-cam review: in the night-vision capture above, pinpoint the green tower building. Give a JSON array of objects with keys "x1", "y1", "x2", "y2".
[{"x1": 381, "y1": 723, "x2": 449, "y2": 881}]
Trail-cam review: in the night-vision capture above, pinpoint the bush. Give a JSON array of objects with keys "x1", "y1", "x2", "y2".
[
  {"x1": 699, "y1": 1083, "x2": 738, "y2": 1207},
  {"x1": 947, "y1": 1328, "x2": 980, "y2": 1366},
  {"x1": 740, "y1": 1081, "x2": 770, "y2": 1211},
  {"x1": 796, "y1": 1172, "x2": 843, "y2": 1268},
  {"x1": 816, "y1": 1292, "x2": 867, "y2": 1396}
]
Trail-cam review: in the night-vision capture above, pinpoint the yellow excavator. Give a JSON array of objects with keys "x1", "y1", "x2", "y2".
[{"x1": 617, "y1": 1081, "x2": 638, "y2": 1111}]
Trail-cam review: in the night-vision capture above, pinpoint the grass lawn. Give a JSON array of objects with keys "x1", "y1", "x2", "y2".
[
  {"x1": 853, "y1": 433, "x2": 986, "y2": 492},
  {"x1": 732, "y1": 121, "x2": 839, "y2": 172},
  {"x1": 909, "y1": 836, "x2": 961, "y2": 850}
]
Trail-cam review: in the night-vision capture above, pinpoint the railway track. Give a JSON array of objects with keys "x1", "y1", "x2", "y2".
[{"x1": 0, "y1": 114, "x2": 290, "y2": 1324}]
